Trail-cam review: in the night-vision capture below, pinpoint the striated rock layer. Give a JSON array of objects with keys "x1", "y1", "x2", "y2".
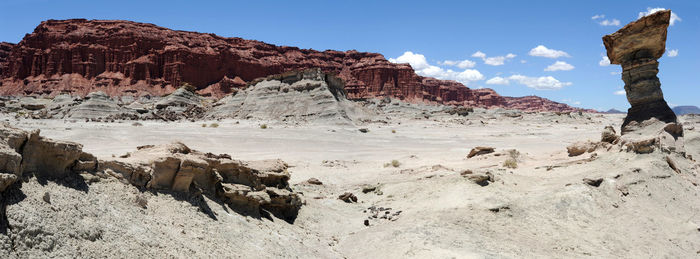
[
  {"x1": 603, "y1": 10, "x2": 677, "y2": 130},
  {"x1": 0, "y1": 42, "x2": 14, "y2": 77},
  {"x1": 208, "y1": 68, "x2": 365, "y2": 123},
  {"x1": 0, "y1": 19, "x2": 585, "y2": 112}
]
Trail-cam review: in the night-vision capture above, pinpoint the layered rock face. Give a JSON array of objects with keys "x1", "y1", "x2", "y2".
[
  {"x1": 65, "y1": 91, "x2": 135, "y2": 119},
  {"x1": 0, "y1": 19, "x2": 582, "y2": 112},
  {"x1": 603, "y1": 10, "x2": 677, "y2": 130},
  {"x1": 208, "y1": 68, "x2": 364, "y2": 122},
  {"x1": 0, "y1": 42, "x2": 13, "y2": 77}
]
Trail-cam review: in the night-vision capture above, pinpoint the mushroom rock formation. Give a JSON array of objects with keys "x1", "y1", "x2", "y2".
[{"x1": 603, "y1": 10, "x2": 677, "y2": 131}]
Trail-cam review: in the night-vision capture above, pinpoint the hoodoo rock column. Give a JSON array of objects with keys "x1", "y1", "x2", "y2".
[{"x1": 603, "y1": 10, "x2": 677, "y2": 131}]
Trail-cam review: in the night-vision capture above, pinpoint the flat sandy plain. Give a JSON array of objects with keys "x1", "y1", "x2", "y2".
[{"x1": 3, "y1": 111, "x2": 699, "y2": 258}]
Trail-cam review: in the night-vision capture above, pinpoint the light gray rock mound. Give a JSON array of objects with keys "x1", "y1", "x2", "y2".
[
  {"x1": 65, "y1": 91, "x2": 134, "y2": 119},
  {"x1": 208, "y1": 68, "x2": 365, "y2": 123}
]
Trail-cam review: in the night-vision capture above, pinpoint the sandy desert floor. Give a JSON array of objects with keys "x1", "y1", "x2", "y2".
[{"x1": 2, "y1": 111, "x2": 699, "y2": 258}]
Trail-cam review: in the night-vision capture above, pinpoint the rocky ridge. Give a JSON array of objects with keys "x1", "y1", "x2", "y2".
[
  {"x1": 0, "y1": 19, "x2": 586, "y2": 112},
  {"x1": 0, "y1": 123, "x2": 303, "y2": 227}
]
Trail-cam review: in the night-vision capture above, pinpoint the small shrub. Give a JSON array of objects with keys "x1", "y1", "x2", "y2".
[
  {"x1": 503, "y1": 158, "x2": 518, "y2": 169},
  {"x1": 132, "y1": 122, "x2": 143, "y2": 127},
  {"x1": 209, "y1": 123, "x2": 219, "y2": 128},
  {"x1": 391, "y1": 160, "x2": 400, "y2": 168},
  {"x1": 507, "y1": 149, "x2": 520, "y2": 159},
  {"x1": 391, "y1": 129, "x2": 396, "y2": 133},
  {"x1": 201, "y1": 124, "x2": 207, "y2": 127},
  {"x1": 359, "y1": 128, "x2": 369, "y2": 133},
  {"x1": 260, "y1": 124, "x2": 268, "y2": 129}
]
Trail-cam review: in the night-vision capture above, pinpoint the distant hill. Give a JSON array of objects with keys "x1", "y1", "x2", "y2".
[
  {"x1": 672, "y1": 105, "x2": 700, "y2": 115},
  {"x1": 604, "y1": 108, "x2": 626, "y2": 114}
]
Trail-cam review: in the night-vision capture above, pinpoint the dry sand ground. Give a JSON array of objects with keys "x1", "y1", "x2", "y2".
[{"x1": 2, "y1": 111, "x2": 699, "y2": 258}]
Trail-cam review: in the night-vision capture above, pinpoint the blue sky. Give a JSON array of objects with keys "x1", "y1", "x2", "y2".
[{"x1": 1, "y1": 0, "x2": 698, "y2": 111}]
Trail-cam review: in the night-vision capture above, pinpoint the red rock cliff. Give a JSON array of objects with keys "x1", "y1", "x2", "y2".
[
  {"x1": 0, "y1": 19, "x2": 586, "y2": 112},
  {"x1": 0, "y1": 42, "x2": 14, "y2": 77}
]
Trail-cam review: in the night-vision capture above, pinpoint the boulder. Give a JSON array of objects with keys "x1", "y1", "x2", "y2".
[
  {"x1": 601, "y1": 126, "x2": 619, "y2": 143},
  {"x1": 20, "y1": 130, "x2": 83, "y2": 178},
  {"x1": 619, "y1": 118, "x2": 685, "y2": 154},
  {"x1": 467, "y1": 146, "x2": 495, "y2": 158},
  {"x1": 338, "y1": 192, "x2": 358, "y2": 203},
  {"x1": 567, "y1": 141, "x2": 598, "y2": 157},
  {"x1": 305, "y1": 178, "x2": 323, "y2": 185},
  {"x1": 0, "y1": 173, "x2": 17, "y2": 192}
]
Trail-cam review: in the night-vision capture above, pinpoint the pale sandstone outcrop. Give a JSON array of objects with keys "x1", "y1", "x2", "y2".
[
  {"x1": 98, "y1": 142, "x2": 302, "y2": 222},
  {"x1": 0, "y1": 124, "x2": 302, "y2": 223}
]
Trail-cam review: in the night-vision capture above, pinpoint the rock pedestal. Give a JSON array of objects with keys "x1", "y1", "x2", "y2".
[{"x1": 603, "y1": 10, "x2": 677, "y2": 132}]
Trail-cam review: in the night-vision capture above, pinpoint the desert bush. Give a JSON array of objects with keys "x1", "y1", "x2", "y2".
[
  {"x1": 260, "y1": 124, "x2": 268, "y2": 129},
  {"x1": 132, "y1": 122, "x2": 143, "y2": 127},
  {"x1": 507, "y1": 149, "x2": 520, "y2": 159},
  {"x1": 391, "y1": 129, "x2": 396, "y2": 133},
  {"x1": 201, "y1": 124, "x2": 207, "y2": 127},
  {"x1": 209, "y1": 123, "x2": 219, "y2": 128},
  {"x1": 503, "y1": 158, "x2": 518, "y2": 169},
  {"x1": 391, "y1": 160, "x2": 400, "y2": 168}
]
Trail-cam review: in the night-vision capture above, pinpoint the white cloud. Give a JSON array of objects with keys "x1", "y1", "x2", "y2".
[
  {"x1": 520, "y1": 60, "x2": 527, "y2": 64},
  {"x1": 471, "y1": 51, "x2": 486, "y2": 59},
  {"x1": 389, "y1": 51, "x2": 484, "y2": 85},
  {"x1": 508, "y1": 74, "x2": 572, "y2": 90},
  {"x1": 455, "y1": 69, "x2": 485, "y2": 82},
  {"x1": 561, "y1": 99, "x2": 581, "y2": 105},
  {"x1": 666, "y1": 49, "x2": 678, "y2": 57},
  {"x1": 389, "y1": 51, "x2": 430, "y2": 70},
  {"x1": 528, "y1": 45, "x2": 571, "y2": 58},
  {"x1": 592, "y1": 13, "x2": 620, "y2": 26},
  {"x1": 440, "y1": 59, "x2": 476, "y2": 69},
  {"x1": 614, "y1": 90, "x2": 626, "y2": 95},
  {"x1": 610, "y1": 71, "x2": 620, "y2": 75},
  {"x1": 599, "y1": 56, "x2": 611, "y2": 66},
  {"x1": 484, "y1": 56, "x2": 507, "y2": 66},
  {"x1": 485, "y1": 76, "x2": 510, "y2": 85},
  {"x1": 544, "y1": 61, "x2": 575, "y2": 71},
  {"x1": 598, "y1": 19, "x2": 621, "y2": 26},
  {"x1": 471, "y1": 51, "x2": 516, "y2": 66},
  {"x1": 638, "y1": 7, "x2": 681, "y2": 26}
]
